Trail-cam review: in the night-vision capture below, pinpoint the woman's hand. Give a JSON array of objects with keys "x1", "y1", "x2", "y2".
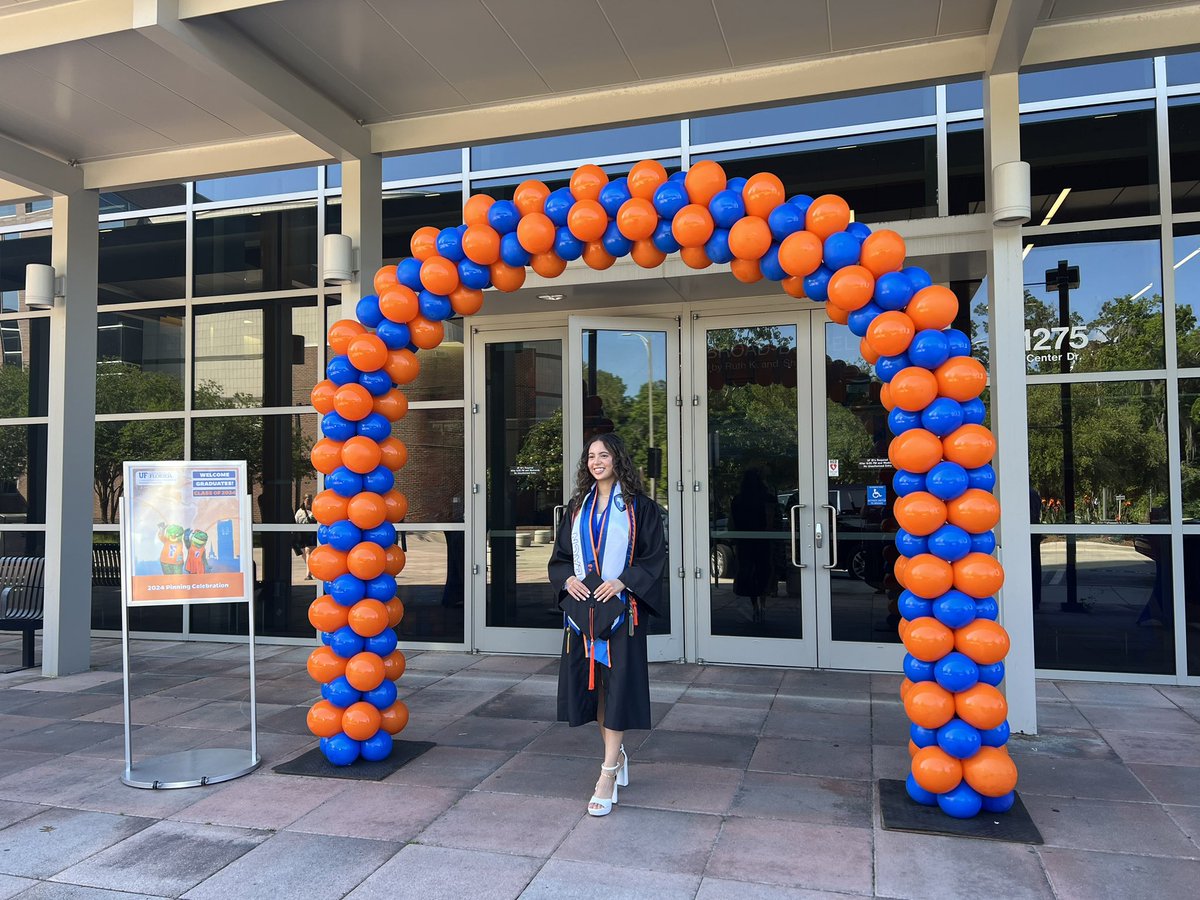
[
  {"x1": 593, "y1": 578, "x2": 626, "y2": 602},
  {"x1": 564, "y1": 576, "x2": 591, "y2": 601}
]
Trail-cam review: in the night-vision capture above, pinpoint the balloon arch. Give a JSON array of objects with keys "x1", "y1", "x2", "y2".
[{"x1": 303, "y1": 160, "x2": 1018, "y2": 818}]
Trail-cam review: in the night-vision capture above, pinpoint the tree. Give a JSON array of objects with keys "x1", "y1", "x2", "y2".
[{"x1": 0, "y1": 366, "x2": 30, "y2": 484}]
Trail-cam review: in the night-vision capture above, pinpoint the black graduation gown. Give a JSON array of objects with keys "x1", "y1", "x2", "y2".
[{"x1": 548, "y1": 492, "x2": 666, "y2": 731}]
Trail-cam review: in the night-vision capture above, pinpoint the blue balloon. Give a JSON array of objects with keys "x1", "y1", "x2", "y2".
[
  {"x1": 598, "y1": 178, "x2": 632, "y2": 217},
  {"x1": 362, "y1": 522, "x2": 397, "y2": 547},
  {"x1": 945, "y1": 328, "x2": 972, "y2": 358},
  {"x1": 708, "y1": 189, "x2": 745, "y2": 228},
  {"x1": 768, "y1": 203, "x2": 804, "y2": 241},
  {"x1": 358, "y1": 369, "x2": 392, "y2": 397},
  {"x1": 903, "y1": 653, "x2": 934, "y2": 683},
  {"x1": 726, "y1": 176, "x2": 747, "y2": 193},
  {"x1": 888, "y1": 408, "x2": 922, "y2": 435},
  {"x1": 487, "y1": 200, "x2": 520, "y2": 235},
  {"x1": 974, "y1": 596, "x2": 999, "y2": 621},
  {"x1": 823, "y1": 232, "x2": 860, "y2": 270},
  {"x1": 977, "y1": 661, "x2": 1005, "y2": 687},
  {"x1": 364, "y1": 628, "x2": 398, "y2": 656},
  {"x1": 602, "y1": 221, "x2": 632, "y2": 257},
  {"x1": 500, "y1": 231, "x2": 531, "y2": 267},
  {"x1": 925, "y1": 461, "x2": 969, "y2": 501},
  {"x1": 321, "y1": 412, "x2": 355, "y2": 441},
  {"x1": 326, "y1": 521, "x2": 363, "y2": 553},
  {"x1": 328, "y1": 574, "x2": 366, "y2": 606},
  {"x1": 326, "y1": 466, "x2": 364, "y2": 498},
  {"x1": 803, "y1": 264, "x2": 833, "y2": 302},
  {"x1": 895, "y1": 529, "x2": 928, "y2": 557},
  {"x1": 981, "y1": 791, "x2": 1016, "y2": 813},
  {"x1": 847, "y1": 302, "x2": 882, "y2": 337},
  {"x1": 760, "y1": 244, "x2": 786, "y2": 281},
  {"x1": 921, "y1": 397, "x2": 964, "y2": 437},
  {"x1": 322, "y1": 733, "x2": 362, "y2": 766},
  {"x1": 966, "y1": 464, "x2": 996, "y2": 491},
  {"x1": 897, "y1": 589, "x2": 932, "y2": 621},
  {"x1": 928, "y1": 525, "x2": 973, "y2": 564},
  {"x1": 418, "y1": 290, "x2": 452, "y2": 322},
  {"x1": 320, "y1": 630, "x2": 332, "y2": 645},
  {"x1": 788, "y1": 194, "x2": 814, "y2": 217},
  {"x1": 653, "y1": 181, "x2": 689, "y2": 218},
  {"x1": 874, "y1": 271, "x2": 914, "y2": 311},
  {"x1": 396, "y1": 257, "x2": 423, "y2": 290},
  {"x1": 908, "y1": 330, "x2": 951, "y2": 370},
  {"x1": 357, "y1": 412, "x2": 391, "y2": 441},
  {"x1": 652, "y1": 220, "x2": 680, "y2": 254},
  {"x1": 360, "y1": 730, "x2": 394, "y2": 762},
  {"x1": 376, "y1": 320, "x2": 411, "y2": 351},
  {"x1": 938, "y1": 782, "x2": 983, "y2": 819},
  {"x1": 903, "y1": 266, "x2": 933, "y2": 291},
  {"x1": 363, "y1": 465, "x2": 394, "y2": 494},
  {"x1": 326, "y1": 355, "x2": 357, "y2": 386},
  {"x1": 936, "y1": 718, "x2": 982, "y2": 759},
  {"x1": 554, "y1": 226, "x2": 584, "y2": 261},
  {"x1": 705, "y1": 228, "x2": 733, "y2": 264},
  {"x1": 329, "y1": 625, "x2": 365, "y2": 659},
  {"x1": 906, "y1": 773, "x2": 938, "y2": 806},
  {"x1": 323, "y1": 675, "x2": 362, "y2": 709},
  {"x1": 875, "y1": 352, "x2": 911, "y2": 384},
  {"x1": 934, "y1": 651, "x2": 979, "y2": 694},
  {"x1": 980, "y1": 720, "x2": 1010, "y2": 747},
  {"x1": 544, "y1": 187, "x2": 574, "y2": 226},
  {"x1": 363, "y1": 678, "x2": 398, "y2": 710},
  {"x1": 356, "y1": 294, "x2": 383, "y2": 328},
  {"x1": 847, "y1": 221, "x2": 872, "y2": 242},
  {"x1": 910, "y1": 724, "x2": 937, "y2": 748},
  {"x1": 893, "y1": 470, "x2": 926, "y2": 496},
  {"x1": 961, "y1": 398, "x2": 986, "y2": 425},
  {"x1": 365, "y1": 574, "x2": 396, "y2": 602},
  {"x1": 970, "y1": 531, "x2": 997, "y2": 555},
  {"x1": 435, "y1": 227, "x2": 465, "y2": 262},
  {"x1": 458, "y1": 258, "x2": 491, "y2": 290},
  {"x1": 668, "y1": 170, "x2": 688, "y2": 183},
  {"x1": 316, "y1": 524, "x2": 330, "y2": 545}
]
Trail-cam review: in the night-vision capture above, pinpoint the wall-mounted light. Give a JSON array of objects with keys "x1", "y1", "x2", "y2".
[
  {"x1": 322, "y1": 233, "x2": 356, "y2": 285},
  {"x1": 24, "y1": 263, "x2": 62, "y2": 309},
  {"x1": 991, "y1": 161, "x2": 1031, "y2": 227}
]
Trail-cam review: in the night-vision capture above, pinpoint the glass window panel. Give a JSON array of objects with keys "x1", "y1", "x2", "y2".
[
  {"x1": 1176, "y1": 379, "x2": 1200, "y2": 521},
  {"x1": 947, "y1": 122, "x2": 984, "y2": 216},
  {"x1": 98, "y1": 216, "x2": 186, "y2": 303},
  {"x1": 946, "y1": 80, "x2": 983, "y2": 113},
  {"x1": 193, "y1": 202, "x2": 317, "y2": 296},
  {"x1": 381, "y1": 187, "x2": 463, "y2": 265},
  {"x1": 384, "y1": 150, "x2": 462, "y2": 183},
  {"x1": 0, "y1": 230, "x2": 52, "y2": 313},
  {"x1": 90, "y1": 533, "x2": 184, "y2": 633},
  {"x1": 96, "y1": 308, "x2": 185, "y2": 414},
  {"x1": 1032, "y1": 532, "x2": 1174, "y2": 675},
  {"x1": 1021, "y1": 103, "x2": 1158, "y2": 223},
  {"x1": 1022, "y1": 228, "x2": 1163, "y2": 375},
  {"x1": 0, "y1": 317, "x2": 49, "y2": 417},
  {"x1": 1183, "y1": 536, "x2": 1200, "y2": 675},
  {"x1": 191, "y1": 413, "x2": 318, "y2": 525},
  {"x1": 1173, "y1": 226, "x2": 1200, "y2": 368},
  {"x1": 0, "y1": 530, "x2": 43, "y2": 557},
  {"x1": 395, "y1": 530, "x2": 464, "y2": 644},
  {"x1": 472, "y1": 122, "x2": 679, "y2": 171},
  {"x1": 409, "y1": 319, "x2": 464, "y2": 403},
  {"x1": 391, "y1": 408, "x2": 464, "y2": 523},
  {"x1": 195, "y1": 169, "x2": 318, "y2": 204},
  {"x1": 93, "y1": 418, "x2": 183, "y2": 524},
  {"x1": 691, "y1": 88, "x2": 936, "y2": 145},
  {"x1": 472, "y1": 161, "x2": 680, "y2": 204},
  {"x1": 1169, "y1": 97, "x2": 1200, "y2": 215},
  {"x1": 1167, "y1": 51, "x2": 1200, "y2": 87},
  {"x1": 0, "y1": 424, "x2": 47, "y2": 524},
  {"x1": 99, "y1": 184, "x2": 186, "y2": 214},
  {"x1": 1020, "y1": 59, "x2": 1154, "y2": 104},
  {"x1": 193, "y1": 298, "x2": 319, "y2": 408},
  {"x1": 1028, "y1": 381, "x2": 1167, "y2": 526}
]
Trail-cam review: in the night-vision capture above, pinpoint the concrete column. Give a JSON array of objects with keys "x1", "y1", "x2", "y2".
[
  {"x1": 43, "y1": 189, "x2": 100, "y2": 676},
  {"x1": 339, "y1": 156, "x2": 383, "y2": 302},
  {"x1": 983, "y1": 72, "x2": 1037, "y2": 734}
]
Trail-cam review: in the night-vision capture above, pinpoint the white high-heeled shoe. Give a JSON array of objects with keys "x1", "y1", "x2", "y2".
[
  {"x1": 616, "y1": 744, "x2": 629, "y2": 787},
  {"x1": 588, "y1": 762, "x2": 621, "y2": 817}
]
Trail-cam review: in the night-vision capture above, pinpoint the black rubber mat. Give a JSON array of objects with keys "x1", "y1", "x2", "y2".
[
  {"x1": 273, "y1": 740, "x2": 435, "y2": 781},
  {"x1": 877, "y1": 779, "x2": 1043, "y2": 844}
]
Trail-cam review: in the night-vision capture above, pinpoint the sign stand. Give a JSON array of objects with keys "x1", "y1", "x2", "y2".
[{"x1": 118, "y1": 462, "x2": 260, "y2": 789}]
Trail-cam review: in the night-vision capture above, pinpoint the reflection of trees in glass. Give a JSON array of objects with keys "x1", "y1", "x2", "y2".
[
  {"x1": 826, "y1": 400, "x2": 874, "y2": 484},
  {"x1": 515, "y1": 407, "x2": 563, "y2": 497},
  {"x1": 0, "y1": 366, "x2": 30, "y2": 483}
]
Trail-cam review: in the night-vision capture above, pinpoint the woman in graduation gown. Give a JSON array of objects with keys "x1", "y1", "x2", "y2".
[{"x1": 548, "y1": 432, "x2": 666, "y2": 816}]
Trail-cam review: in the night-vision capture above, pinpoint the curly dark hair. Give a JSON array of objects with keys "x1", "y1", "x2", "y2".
[{"x1": 570, "y1": 432, "x2": 646, "y2": 508}]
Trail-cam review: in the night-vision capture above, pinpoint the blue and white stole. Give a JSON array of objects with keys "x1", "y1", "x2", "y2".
[{"x1": 567, "y1": 482, "x2": 636, "y2": 685}]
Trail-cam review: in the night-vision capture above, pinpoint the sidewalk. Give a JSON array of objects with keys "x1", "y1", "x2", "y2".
[{"x1": 0, "y1": 634, "x2": 1196, "y2": 899}]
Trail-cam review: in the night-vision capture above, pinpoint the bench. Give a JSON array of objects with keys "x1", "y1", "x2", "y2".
[{"x1": 0, "y1": 556, "x2": 45, "y2": 669}]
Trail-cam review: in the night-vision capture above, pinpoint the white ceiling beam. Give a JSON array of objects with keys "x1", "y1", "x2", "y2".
[
  {"x1": 1025, "y1": 2, "x2": 1200, "y2": 69},
  {"x1": 132, "y1": 0, "x2": 369, "y2": 160},
  {"x1": 177, "y1": 0, "x2": 288, "y2": 17},
  {"x1": 986, "y1": 0, "x2": 1047, "y2": 74},
  {"x1": 0, "y1": 133, "x2": 84, "y2": 196},
  {"x1": 0, "y1": 178, "x2": 40, "y2": 205}
]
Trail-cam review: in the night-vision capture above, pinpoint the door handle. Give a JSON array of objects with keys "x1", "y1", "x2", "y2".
[
  {"x1": 821, "y1": 503, "x2": 839, "y2": 570},
  {"x1": 789, "y1": 504, "x2": 806, "y2": 568},
  {"x1": 552, "y1": 504, "x2": 565, "y2": 536}
]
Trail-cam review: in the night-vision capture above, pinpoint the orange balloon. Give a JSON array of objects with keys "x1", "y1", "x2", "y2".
[
  {"x1": 956, "y1": 683, "x2": 1008, "y2": 730},
  {"x1": 463, "y1": 193, "x2": 494, "y2": 226},
  {"x1": 342, "y1": 700, "x2": 383, "y2": 740},
  {"x1": 900, "y1": 677, "x2": 914, "y2": 700},
  {"x1": 347, "y1": 334, "x2": 388, "y2": 373},
  {"x1": 410, "y1": 226, "x2": 439, "y2": 261},
  {"x1": 308, "y1": 544, "x2": 348, "y2": 581},
  {"x1": 879, "y1": 381, "x2": 894, "y2": 410},
  {"x1": 384, "y1": 600, "x2": 405, "y2": 630},
  {"x1": 627, "y1": 159, "x2": 669, "y2": 200},
  {"x1": 516, "y1": 212, "x2": 556, "y2": 254},
  {"x1": 570, "y1": 164, "x2": 608, "y2": 201},
  {"x1": 953, "y1": 552, "x2": 1005, "y2": 598},
  {"x1": 826, "y1": 265, "x2": 875, "y2": 312},
  {"x1": 806, "y1": 194, "x2": 851, "y2": 240},
  {"x1": 379, "y1": 700, "x2": 410, "y2": 735},
  {"x1": 513, "y1": 180, "x2": 550, "y2": 216},
  {"x1": 889, "y1": 368, "x2": 939, "y2": 412},
  {"x1": 409, "y1": 315, "x2": 444, "y2": 350},
  {"x1": 307, "y1": 700, "x2": 343, "y2": 738},
  {"x1": 373, "y1": 265, "x2": 399, "y2": 295},
  {"x1": 312, "y1": 490, "x2": 349, "y2": 526},
  {"x1": 310, "y1": 438, "x2": 344, "y2": 475},
  {"x1": 379, "y1": 437, "x2": 408, "y2": 471},
  {"x1": 311, "y1": 379, "x2": 337, "y2": 414},
  {"x1": 680, "y1": 247, "x2": 712, "y2": 270},
  {"x1": 384, "y1": 348, "x2": 420, "y2": 384},
  {"x1": 911, "y1": 745, "x2": 963, "y2": 793},
  {"x1": 348, "y1": 598, "x2": 389, "y2": 637},
  {"x1": 859, "y1": 229, "x2": 907, "y2": 277},
  {"x1": 782, "y1": 277, "x2": 806, "y2": 299},
  {"x1": 384, "y1": 545, "x2": 406, "y2": 576},
  {"x1": 684, "y1": 159, "x2": 727, "y2": 205},
  {"x1": 348, "y1": 542, "x2": 387, "y2": 580},
  {"x1": 904, "y1": 682, "x2": 957, "y2": 730},
  {"x1": 462, "y1": 224, "x2": 501, "y2": 265},
  {"x1": 630, "y1": 240, "x2": 667, "y2": 268},
  {"x1": 943, "y1": 424, "x2": 996, "y2": 468},
  {"x1": 902, "y1": 615, "x2": 956, "y2": 661},
  {"x1": 341, "y1": 435, "x2": 382, "y2": 475},
  {"x1": 743, "y1": 172, "x2": 786, "y2": 219},
  {"x1": 616, "y1": 197, "x2": 658, "y2": 241},
  {"x1": 449, "y1": 285, "x2": 484, "y2": 316},
  {"x1": 672, "y1": 204, "x2": 715, "y2": 248},
  {"x1": 327, "y1": 319, "x2": 366, "y2": 356},
  {"x1": 566, "y1": 199, "x2": 608, "y2": 243},
  {"x1": 382, "y1": 490, "x2": 409, "y2": 523},
  {"x1": 908, "y1": 285, "x2": 959, "y2": 331},
  {"x1": 345, "y1": 651, "x2": 386, "y2": 692},
  {"x1": 955, "y1": 619, "x2": 1011, "y2": 665},
  {"x1": 947, "y1": 489, "x2": 1000, "y2": 533},
  {"x1": 373, "y1": 389, "x2": 409, "y2": 422},
  {"x1": 419, "y1": 256, "x2": 459, "y2": 295},
  {"x1": 888, "y1": 429, "x2": 944, "y2": 474},
  {"x1": 582, "y1": 242, "x2": 616, "y2": 270},
  {"x1": 309, "y1": 595, "x2": 349, "y2": 634},
  {"x1": 379, "y1": 286, "x2": 419, "y2": 324},
  {"x1": 860, "y1": 339, "x2": 880, "y2": 365},
  {"x1": 307, "y1": 645, "x2": 347, "y2": 683},
  {"x1": 490, "y1": 261, "x2": 527, "y2": 292},
  {"x1": 962, "y1": 746, "x2": 1018, "y2": 797},
  {"x1": 905, "y1": 554, "x2": 955, "y2": 600},
  {"x1": 382, "y1": 647, "x2": 406, "y2": 679},
  {"x1": 730, "y1": 258, "x2": 763, "y2": 283},
  {"x1": 728, "y1": 216, "x2": 772, "y2": 260},
  {"x1": 826, "y1": 303, "x2": 850, "y2": 325},
  {"x1": 866, "y1": 311, "x2": 916, "y2": 357},
  {"x1": 531, "y1": 252, "x2": 568, "y2": 278},
  {"x1": 894, "y1": 556, "x2": 910, "y2": 589},
  {"x1": 908, "y1": 739, "x2": 920, "y2": 758},
  {"x1": 334, "y1": 383, "x2": 373, "y2": 422},
  {"x1": 779, "y1": 231, "x2": 823, "y2": 278},
  {"x1": 347, "y1": 492, "x2": 387, "y2": 530}
]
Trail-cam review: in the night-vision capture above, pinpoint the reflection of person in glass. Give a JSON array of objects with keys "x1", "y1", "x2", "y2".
[
  {"x1": 548, "y1": 433, "x2": 666, "y2": 817},
  {"x1": 294, "y1": 494, "x2": 316, "y2": 579},
  {"x1": 1030, "y1": 486, "x2": 1042, "y2": 612},
  {"x1": 730, "y1": 468, "x2": 775, "y2": 624}
]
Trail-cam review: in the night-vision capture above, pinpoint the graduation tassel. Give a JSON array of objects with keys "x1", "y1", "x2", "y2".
[{"x1": 588, "y1": 609, "x2": 596, "y2": 691}]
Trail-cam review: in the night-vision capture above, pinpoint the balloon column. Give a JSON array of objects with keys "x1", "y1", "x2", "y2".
[{"x1": 303, "y1": 157, "x2": 1016, "y2": 814}]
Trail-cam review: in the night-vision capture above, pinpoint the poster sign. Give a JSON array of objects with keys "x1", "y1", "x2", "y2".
[
  {"x1": 828, "y1": 459, "x2": 840, "y2": 478},
  {"x1": 122, "y1": 461, "x2": 251, "y2": 606},
  {"x1": 867, "y1": 485, "x2": 887, "y2": 507}
]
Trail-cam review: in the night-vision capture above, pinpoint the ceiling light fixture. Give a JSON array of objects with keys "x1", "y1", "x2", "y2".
[
  {"x1": 537, "y1": 293, "x2": 564, "y2": 301},
  {"x1": 1040, "y1": 187, "x2": 1071, "y2": 226}
]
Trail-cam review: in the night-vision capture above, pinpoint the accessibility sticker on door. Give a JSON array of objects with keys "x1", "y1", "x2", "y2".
[
  {"x1": 828, "y1": 459, "x2": 840, "y2": 478},
  {"x1": 867, "y1": 485, "x2": 886, "y2": 506}
]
